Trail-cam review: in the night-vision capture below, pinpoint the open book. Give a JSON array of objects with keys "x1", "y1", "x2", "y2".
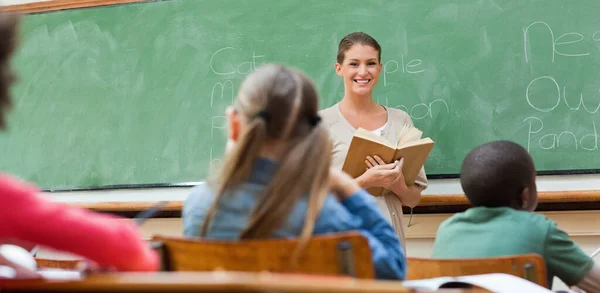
[
  {"x1": 341, "y1": 124, "x2": 434, "y2": 196},
  {"x1": 401, "y1": 273, "x2": 553, "y2": 293}
]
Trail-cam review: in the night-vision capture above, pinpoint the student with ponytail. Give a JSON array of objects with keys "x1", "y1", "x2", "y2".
[{"x1": 183, "y1": 64, "x2": 406, "y2": 280}]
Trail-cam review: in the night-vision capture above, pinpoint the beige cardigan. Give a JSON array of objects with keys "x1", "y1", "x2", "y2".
[{"x1": 319, "y1": 103, "x2": 428, "y2": 247}]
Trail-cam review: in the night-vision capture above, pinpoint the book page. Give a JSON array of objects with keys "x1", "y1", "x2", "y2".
[
  {"x1": 403, "y1": 274, "x2": 553, "y2": 293},
  {"x1": 393, "y1": 139, "x2": 434, "y2": 185},
  {"x1": 398, "y1": 137, "x2": 434, "y2": 149},
  {"x1": 457, "y1": 274, "x2": 553, "y2": 293},
  {"x1": 401, "y1": 277, "x2": 459, "y2": 290},
  {"x1": 396, "y1": 124, "x2": 423, "y2": 148},
  {"x1": 355, "y1": 128, "x2": 393, "y2": 148}
]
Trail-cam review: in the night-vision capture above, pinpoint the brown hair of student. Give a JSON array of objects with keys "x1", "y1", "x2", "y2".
[
  {"x1": 0, "y1": 11, "x2": 19, "y2": 130},
  {"x1": 336, "y1": 32, "x2": 382, "y2": 64},
  {"x1": 200, "y1": 64, "x2": 331, "y2": 248}
]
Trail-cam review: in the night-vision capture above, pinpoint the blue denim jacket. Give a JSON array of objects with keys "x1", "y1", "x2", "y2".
[{"x1": 182, "y1": 158, "x2": 406, "y2": 280}]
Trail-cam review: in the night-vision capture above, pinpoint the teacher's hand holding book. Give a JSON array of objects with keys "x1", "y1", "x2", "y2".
[
  {"x1": 342, "y1": 125, "x2": 434, "y2": 196},
  {"x1": 357, "y1": 156, "x2": 404, "y2": 191}
]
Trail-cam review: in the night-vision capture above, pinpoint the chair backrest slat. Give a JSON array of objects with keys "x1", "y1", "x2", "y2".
[
  {"x1": 152, "y1": 232, "x2": 374, "y2": 279},
  {"x1": 406, "y1": 254, "x2": 548, "y2": 288},
  {"x1": 35, "y1": 258, "x2": 82, "y2": 270}
]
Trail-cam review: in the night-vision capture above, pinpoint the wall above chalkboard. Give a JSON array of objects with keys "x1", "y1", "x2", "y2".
[{"x1": 3, "y1": 0, "x2": 600, "y2": 190}]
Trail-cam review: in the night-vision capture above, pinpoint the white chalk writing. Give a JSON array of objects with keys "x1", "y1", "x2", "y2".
[
  {"x1": 383, "y1": 54, "x2": 426, "y2": 86},
  {"x1": 378, "y1": 96, "x2": 449, "y2": 120},
  {"x1": 523, "y1": 21, "x2": 591, "y2": 63},
  {"x1": 209, "y1": 47, "x2": 265, "y2": 75},
  {"x1": 526, "y1": 76, "x2": 600, "y2": 114},
  {"x1": 208, "y1": 47, "x2": 267, "y2": 174},
  {"x1": 524, "y1": 116, "x2": 598, "y2": 152}
]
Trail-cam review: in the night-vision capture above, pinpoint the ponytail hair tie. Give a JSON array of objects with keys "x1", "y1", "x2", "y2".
[
  {"x1": 256, "y1": 110, "x2": 270, "y2": 122},
  {"x1": 308, "y1": 115, "x2": 321, "y2": 126}
]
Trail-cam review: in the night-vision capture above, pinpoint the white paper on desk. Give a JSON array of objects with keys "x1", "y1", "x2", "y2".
[
  {"x1": 402, "y1": 276, "x2": 457, "y2": 290},
  {"x1": 402, "y1": 273, "x2": 553, "y2": 293},
  {"x1": 590, "y1": 247, "x2": 600, "y2": 258},
  {"x1": 38, "y1": 269, "x2": 82, "y2": 281}
]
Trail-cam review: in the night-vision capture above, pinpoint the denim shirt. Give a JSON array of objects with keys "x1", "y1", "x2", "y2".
[{"x1": 182, "y1": 158, "x2": 406, "y2": 280}]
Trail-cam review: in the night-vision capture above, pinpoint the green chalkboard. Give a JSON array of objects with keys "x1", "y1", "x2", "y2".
[{"x1": 3, "y1": 0, "x2": 600, "y2": 190}]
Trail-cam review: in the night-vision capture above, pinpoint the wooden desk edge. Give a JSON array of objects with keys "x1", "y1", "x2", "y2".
[
  {"x1": 75, "y1": 201, "x2": 183, "y2": 212},
  {"x1": 2, "y1": 0, "x2": 147, "y2": 14},
  {"x1": 0, "y1": 272, "x2": 421, "y2": 293},
  {"x1": 68, "y1": 190, "x2": 600, "y2": 214},
  {"x1": 419, "y1": 190, "x2": 600, "y2": 206}
]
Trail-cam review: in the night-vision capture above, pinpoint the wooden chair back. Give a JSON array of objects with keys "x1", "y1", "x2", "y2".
[
  {"x1": 406, "y1": 254, "x2": 548, "y2": 288},
  {"x1": 35, "y1": 258, "x2": 82, "y2": 270},
  {"x1": 151, "y1": 232, "x2": 374, "y2": 279}
]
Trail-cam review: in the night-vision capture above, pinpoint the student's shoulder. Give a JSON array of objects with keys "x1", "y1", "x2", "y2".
[
  {"x1": 523, "y1": 212, "x2": 575, "y2": 245},
  {"x1": 318, "y1": 192, "x2": 345, "y2": 211},
  {"x1": 184, "y1": 182, "x2": 215, "y2": 207},
  {"x1": 312, "y1": 192, "x2": 357, "y2": 233},
  {"x1": 0, "y1": 173, "x2": 38, "y2": 200},
  {"x1": 189, "y1": 182, "x2": 213, "y2": 196},
  {"x1": 185, "y1": 181, "x2": 263, "y2": 209},
  {"x1": 436, "y1": 210, "x2": 466, "y2": 230},
  {"x1": 505, "y1": 209, "x2": 563, "y2": 240},
  {"x1": 316, "y1": 192, "x2": 357, "y2": 218},
  {"x1": 318, "y1": 189, "x2": 376, "y2": 218},
  {"x1": 513, "y1": 209, "x2": 555, "y2": 228}
]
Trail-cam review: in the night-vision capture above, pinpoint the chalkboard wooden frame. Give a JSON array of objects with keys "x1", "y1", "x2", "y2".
[{"x1": 4, "y1": 0, "x2": 146, "y2": 14}]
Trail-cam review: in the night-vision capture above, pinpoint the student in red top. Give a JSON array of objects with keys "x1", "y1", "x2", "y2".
[{"x1": 0, "y1": 12, "x2": 158, "y2": 273}]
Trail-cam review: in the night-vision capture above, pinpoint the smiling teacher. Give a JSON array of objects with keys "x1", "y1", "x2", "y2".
[{"x1": 320, "y1": 32, "x2": 428, "y2": 247}]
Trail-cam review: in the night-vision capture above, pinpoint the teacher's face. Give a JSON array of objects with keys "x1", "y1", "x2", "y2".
[{"x1": 335, "y1": 44, "x2": 382, "y2": 97}]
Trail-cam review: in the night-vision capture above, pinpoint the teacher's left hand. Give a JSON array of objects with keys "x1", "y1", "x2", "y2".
[{"x1": 366, "y1": 156, "x2": 407, "y2": 190}]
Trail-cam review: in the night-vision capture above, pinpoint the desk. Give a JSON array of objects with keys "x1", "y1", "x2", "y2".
[
  {"x1": 412, "y1": 190, "x2": 600, "y2": 213},
  {"x1": 66, "y1": 190, "x2": 600, "y2": 219},
  {"x1": 0, "y1": 272, "x2": 489, "y2": 293}
]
